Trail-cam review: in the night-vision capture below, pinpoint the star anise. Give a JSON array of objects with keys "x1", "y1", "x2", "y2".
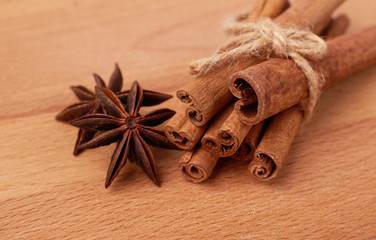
[
  {"x1": 56, "y1": 64, "x2": 123, "y2": 155},
  {"x1": 69, "y1": 81, "x2": 176, "y2": 187},
  {"x1": 56, "y1": 64, "x2": 172, "y2": 155}
]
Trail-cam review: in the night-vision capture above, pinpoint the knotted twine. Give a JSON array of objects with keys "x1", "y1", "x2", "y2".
[{"x1": 188, "y1": 17, "x2": 328, "y2": 119}]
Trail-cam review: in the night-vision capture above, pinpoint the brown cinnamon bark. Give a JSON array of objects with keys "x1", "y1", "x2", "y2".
[
  {"x1": 231, "y1": 121, "x2": 265, "y2": 161},
  {"x1": 201, "y1": 99, "x2": 258, "y2": 157},
  {"x1": 164, "y1": 102, "x2": 208, "y2": 150},
  {"x1": 276, "y1": 0, "x2": 346, "y2": 33},
  {"x1": 165, "y1": 0, "x2": 290, "y2": 149},
  {"x1": 323, "y1": 14, "x2": 350, "y2": 39},
  {"x1": 249, "y1": 108, "x2": 303, "y2": 180},
  {"x1": 230, "y1": 25, "x2": 376, "y2": 125},
  {"x1": 248, "y1": 20, "x2": 350, "y2": 181},
  {"x1": 177, "y1": 0, "x2": 345, "y2": 127},
  {"x1": 247, "y1": 0, "x2": 289, "y2": 22},
  {"x1": 178, "y1": 146, "x2": 219, "y2": 183},
  {"x1": 179, "y1": 121, "x2": 265, "y2": 182},
  {"x1": 199, "y1": 102, "x2": 234, "y2": 154}
]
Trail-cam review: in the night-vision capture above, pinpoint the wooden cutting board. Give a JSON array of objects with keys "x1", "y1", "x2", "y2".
[{"x1": 1, "y1": 0, "x2": 375, "y2": 239}]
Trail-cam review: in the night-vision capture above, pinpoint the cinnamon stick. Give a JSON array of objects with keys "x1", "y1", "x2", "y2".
[
  {"x1": 202, "y1": 16, "x2": 347, "y2": 165},
  {"x1": 179, "y1": 120, "x2": 265, "y2": 182},
  {"x1": 249, "y1": 108, "x2": 303, "y2": 180},
  {"x1": 164, "y1": 101, "x2": 208, "y2": 150},
  {"x1": 231, "y1": 121, "x2": 265, "y2": 161},
  {"x1": 230, "y1": 25, "x2": 376, "y2": 125},
  {"x1": 248, "y1": 20, "x2": 350, "y2": 181},
  {"x1": 201, "y1": 99, "x2": 258, "y2": 157},
  {"x1": 177, "y1": 0, "x2": 291, "y2": 126},
  {"x1": 199, "y1": 102, "x2": 234, "y2": 154},
  {"x1": 177, "y1": 0, "x2": 345, "y2": 127},
  {"x1": 323, "y1": 14, "x2": 350, "y2": 39},
  {"x1": 178, "y1": 146, "x2": 219, "y2": 183},
  {"x1": 165, "y1": 0, "x2": 290, "y2": 149},
  {"x1": 247, "y1": 0, "x2": 289, "y2": 22}
]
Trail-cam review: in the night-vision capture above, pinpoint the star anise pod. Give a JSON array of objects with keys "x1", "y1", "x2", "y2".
[
  {"x1": 69, "y1": 81, "x2": 176, "y2": 187},
  {"x1": 56, "y1": 64, "x2": 123, "y2": 155},
  {"x1": 56, "y1": 64, "x2": 172, "y2": 155}
]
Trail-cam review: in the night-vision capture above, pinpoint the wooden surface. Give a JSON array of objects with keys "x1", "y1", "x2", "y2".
[{"x1": 1, "y1": 0, "x2": 375, "y2": 239}]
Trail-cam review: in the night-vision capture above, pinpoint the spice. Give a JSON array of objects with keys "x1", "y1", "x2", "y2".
[
  {"x1": 164, "y1": 101, "x2": 208, "y2": 150},
  {"x1": 230, "y1": 121, "x2": 265, "y2": 161},
  {"x1": 201, "y1": 100, "x2": 260, "y2": 157},
  {"x1": 56, "y1": 64, "x2": 123, "y2": 155},
  {"x1": 249, "y1": 108, "x2": 302, "y2": 180},
  {"x1": 248, "y1": 16, "x2": 350, "y2": 181},
  {"x1": 174, "y1": 0, "x2": 337, "y2": 182},
  {"x1": 173, "y1": 0, "x2": 354, "y2": 183},
  {"x1": 176, "y1": 0, "x2": 344, "y2": 127},
  {"x1": 322, "y1": 14, "x2": 350, "y2": 39},
  {"x1": 229, "y1": 25, "x2": 376, "y2": 125},
  {"x1": 178, "y1": 120, "x2": 265, "y2": 182},
  {"x1": 162, "y1": 0, "x2": 282, "y2": 150},
  {"x1": 69, "y1": 82, "x2": 176, "y2": 187},
  {"x1": 178, "y1": 146, "x2": 219, "y2": 183},
  {"x1": 56, "y1": 64, "x2": 173, "y2": 155},
  {"x1": 171, "y1": 0, "x2": 288, "y2": 182}
]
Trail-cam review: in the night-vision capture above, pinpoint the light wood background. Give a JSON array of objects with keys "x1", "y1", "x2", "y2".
[{"x1": 1, "y1": 0, "x2": 375, "y2": 239}]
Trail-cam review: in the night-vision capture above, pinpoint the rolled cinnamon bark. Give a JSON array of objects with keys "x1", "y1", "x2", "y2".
[
  {"x1": 248, "y1": 21, "x2": 350, "y2": 180},
  {"x1": 249, "y1": 108, "x2": 303, "y2": 180},
  {"x1": 247, "y1": 0, "x2": 289, "y2": 22},
  {"x1": 201, "y1": 98, "x2": 258, "y2": 157},
  {"x1": 231, "y1": 121, "x2": 265, "y2": 161},
  {"x1": 178, "y1": 0, "x2": 345, "y2": 126},
  {"x1": 203, "y1": 19, "x2": 355, "y2": 156},
  {"x1": 178, "y1": 146, "x2": 219, "y2": 183},
  {"x1": 164, "y1": 102, "x2": 208, "y2": 150},
  {"x1": 179, "y1": 121, "x2": 265, "y2": 182},
  {"x1": 230, "y1": 25, "x2": 376, "y2": 125},
  {"x1": 168, "y1": 0, "x2": 288, "y2": 147},
  {"x1": 323, "y1": 14, "x2": 350, "y2": 39},
  {"x1": 199, "y1": 101, "x2": 235, "y2": 154}
]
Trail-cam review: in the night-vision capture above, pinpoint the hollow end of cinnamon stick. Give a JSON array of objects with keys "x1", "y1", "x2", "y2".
[
  {"x1": 233, "y1": 91, "x2": 261, "y2": 125},
  {"x1": 164, "y1": 125, "x2": 194, "y2": 150},
  {"x1": 231, "y1": 142, "x2": 253, "y2": 161},
  {"x1": 248, "y1": 154, "x2": 276, "y2": 180},
  {"x1": 202, "y1": 131, "x2": 239, "y2": 157},
  {"x1": 234, "y1": 99, "x2": 259, "y2": 125},
  {"x1": 210, "y1": 132, "x2": 238, "y2": 157},
  {"x1": 187, "y1": 104, "x2": 207, "y2": 126},
  {"x1": 249, "y1": 108, "x2": 303, "y2": 181},
  {"x1": 202, "y1": 136, "x2": 222, "y2": 153},
  {"x1": 176, "y1": 90, "x2": 192, "y2": 103},
  {"x1": 164, "y1": 100, "x2": 208, "y2": 150},
  {"x1": 230, "y1": 58, "x2": 309, "y2": 125},
  {"x1": 219, "y1": 130, "x2": 235, "y2": 146},
  {"x1": 203, "y1": 140, "x2": 238, "y2": 157},
  {"x1": 186, "y1": 164, "x2": 208, "y2": 181},
  {"x1": 230, "y1": 78, "x2": 256, "y2": 99},
  {"x1": 231, "y1": 120, "x2": 265, "y2": 161},
  {"x1": 230, "y1": 77, "x2": 260, "y2": 123},
  {"x1": 178, "y1": 147, "x2": 219, "y2": 183}
]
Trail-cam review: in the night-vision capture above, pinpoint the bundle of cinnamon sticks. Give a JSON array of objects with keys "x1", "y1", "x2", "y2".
[{"x1": 164, "y1": 0, "x2": 376, "y2": 183}]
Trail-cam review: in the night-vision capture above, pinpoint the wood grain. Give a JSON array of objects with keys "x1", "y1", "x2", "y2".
[{"x1": 1, "y1": 0, "x2": 375, "y2": 239}]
